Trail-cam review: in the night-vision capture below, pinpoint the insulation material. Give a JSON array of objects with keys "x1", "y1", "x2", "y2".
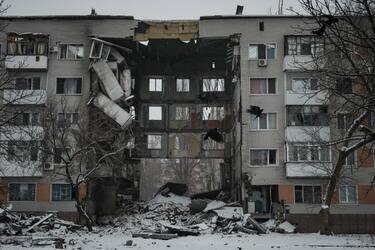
[
  {"x1": 120, "y1": 69, "x2": 132, "y2": 97},
  {"x1": 92, "y1": 60, "x2": 124, "y2": 101},
  {"x1": 91, "y1": 92, "x2": 132, "y2": 128}
]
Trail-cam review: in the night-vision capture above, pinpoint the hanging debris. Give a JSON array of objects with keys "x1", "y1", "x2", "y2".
[
  {"x1": 203, "y1": 128, "x2": 224, "y2": 142},
  {"x1": 247, "y1": 105, "x2": 264, "y2": 118}
]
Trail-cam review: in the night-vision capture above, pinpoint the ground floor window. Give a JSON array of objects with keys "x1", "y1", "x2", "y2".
[
  {"x1": 9, "y1": 183, "x2": 36, "y2": 201},
  {"x1": 52, "y1": 184, "x2": 73, "y2": 201},
  {"x1": 294, "y1": 185, "x2": 321, "y2": 204},
  {"x1": 339, "y1": 185, "x2": 357, "y2": 204}
]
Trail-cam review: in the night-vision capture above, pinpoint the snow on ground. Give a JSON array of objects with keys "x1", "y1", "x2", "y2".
[{"x1": 2, "y1": 229, "x2": 375, "y2": 250}]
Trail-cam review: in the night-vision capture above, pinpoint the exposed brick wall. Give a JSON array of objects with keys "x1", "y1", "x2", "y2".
[
  {"x1": 357, "y1": 148, "x2": 373, "y2": 168},
  {"x1": 0, "y1": 183, "x2": 8, "y2": 201},
  {"x1": 278, "y1": 185, "x2": 294, "y2": 204},
  {"x1": 36, "y1": 183, "x2": 50, "y2": 202},
  {"x1": 78, "y1": 183, "x2": 87, "y2": 201},
  {"x1": 358, "y1": 185, "x2": 375, "y2": 204}
]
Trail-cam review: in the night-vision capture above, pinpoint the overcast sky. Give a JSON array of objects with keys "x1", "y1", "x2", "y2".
[{"x1": 3, "y1": 0, "x2": 303, "y2": 19}]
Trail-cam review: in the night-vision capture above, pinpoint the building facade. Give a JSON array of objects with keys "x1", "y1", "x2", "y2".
[{"x1": 0, "y1": 15, "x2": 374, "y2": 227}]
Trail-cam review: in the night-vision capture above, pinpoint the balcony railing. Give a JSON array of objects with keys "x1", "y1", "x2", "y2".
[
  {"x1": 5, "y1": 55, "x2": 48, "y2": 70},
  {"x1": 3, "y1": 89, "x2": 47, "y2": 105},
  {"x1": 286, "y1": 162, "x2": 331, "y2": 178}
]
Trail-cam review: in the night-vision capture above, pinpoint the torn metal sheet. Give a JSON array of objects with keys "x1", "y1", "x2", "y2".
[
  {"x1": 91, "y1": 37, "x2": 132, "y2": 53},
  {"x1": 120, "y1": 69, "x2": 132, "y2": 97},
  {"x1": 89, "y1": 92, "x2": 132, "y2": 129},
  {"x1": 92, "y1": 60, "x2": 124, "y2": 101}
]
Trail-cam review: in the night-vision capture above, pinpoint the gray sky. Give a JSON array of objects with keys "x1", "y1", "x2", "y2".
[{"x1": 3, "y1": 0, "x2": 303, "y2": 19}]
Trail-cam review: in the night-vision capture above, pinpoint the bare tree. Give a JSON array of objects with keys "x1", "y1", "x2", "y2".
[
  {"x1": 38, "y1": 99, "x2": 134, "y2": 231},
  {"x1": 291, "y1": 0, "x2": 375, "y2": 234}
]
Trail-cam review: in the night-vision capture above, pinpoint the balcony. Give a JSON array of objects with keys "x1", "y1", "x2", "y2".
[
  {"x1": 3, "y1": 89, "x2": 47, "y2": 105},
  {"x1": 283, "y1": 55, "x2": 323, "y2": 71},
  {"x1": 0, "y1": 160, "x2": 42, "y2": 177},
  {"x1": 0, "y1": 126, "x2": 44, "y2": 141},
  {"x1": 286, "y1": 91, "x2": 328, "y2": 105},
  {"x1": 286, "y1": 162, "x2": 331, "y2": 178},
  {"x1": 285, "y1": 126, "x2": 330, "y2": 142},
  {"x1": 5, "y1": 55, "x2": 48, "y2": 70}
]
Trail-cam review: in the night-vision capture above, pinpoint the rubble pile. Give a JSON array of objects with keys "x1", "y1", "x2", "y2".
[
  {"x1": 0, "y1": 206, "x2": 82, "y2": 237},
  {"x1": 97, "y1": 183, "x2": 290, "y2": 240}
]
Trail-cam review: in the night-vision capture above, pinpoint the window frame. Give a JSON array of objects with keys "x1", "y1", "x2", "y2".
[
  {"x1": 58, "y1": 44, "x2": 84, "y2": 60},
  {"x1": 148, "y1": 106, "x2": 163, "y2": 121},
  {"x1": 339, "y1": 185, "x2": 358, "y2": 204},
  {"x1": 176, "y1": 78, "x2": 190, "y2": 92},
  {"x1": 8, "y1": 183, "x2": 36, "y2": 201},
  {"x1": 287, "y1": 143, "x2": 331, "y2": 162},
  {"x1": 294, "y1": 184, "x2": 322, "y2": 204},
  {"x1": 175, "y1": 106, "x2": 190, "y2": 121},
  {"x1": 250, "y1": 112, "x2": 277, "y2": 130},
  {"x1": 202, "y1": 106, "x2": 225, "y2": 121},
  {"x1": 57, "y1": 112, "x2": 79, "y2": 128},
  {"x1": 15, "y1": 77, "x2": 41, "y2": 90},
  {"x1": 202, "y1": 78, "x2": 225, "y2": 92},
  {"x1": 249, "y1": 77, "x2": 277, "y2": 95},
  {"x1": 249, "y1": 148, "x2": 278, "y2": 166},
  {"x1": 337, "y1": 112, "x2": 354, "y2": 130},
  {"x1": 55, "y1": 77, "x2": 83, "y2": 95},
  {"x1": 248, "y1": 42, "x2": 277, "y2": 60},
  {"x1": 51, "y1": 183, "x2": 73, "y2": 201},
  {"x1": 285, "y1": 36, "x2": 324, "y2": 56},
  {"x1": 291, "y1": 77, "x2": 319, "y2": 93},
  {"x1": 147, "y1": 134, "x2": 162, "y2": 149},
  {"x1": 53, "y1": 147, "x2": 72, "y2": 165},
  {"x1": 148, "y1": 78, "x2": 163, "y2": 92}
]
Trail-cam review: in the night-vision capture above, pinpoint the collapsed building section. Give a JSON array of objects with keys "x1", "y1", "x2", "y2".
[{"x1": 86, "y1": 20, "x2": 238, "y2": 214}]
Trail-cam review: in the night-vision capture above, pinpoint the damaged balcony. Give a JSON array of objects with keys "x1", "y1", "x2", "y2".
[{"x1": 5, "y1": 32, "x2": 49, "y2": 70}]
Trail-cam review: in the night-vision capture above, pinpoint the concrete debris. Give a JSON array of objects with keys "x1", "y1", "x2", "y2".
[
  {"x1": 92, "y1": 59, "x2": 124, "y2": 102},
  {"x1": 89, "y1": 92, "x2": 132, "y2": 128},
  {"x1": 262, "y1": 219, "x2": 296, "y2": 233},
  {"x1": 0, "y1": 209, "x2": 82, "y2": 237},
  {"x1": 154, "y1": 182, "x2": 188, "y2": 197}
]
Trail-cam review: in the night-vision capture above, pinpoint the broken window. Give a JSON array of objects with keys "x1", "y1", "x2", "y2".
[
  {"x1": 89, "y1": 40, "x2": 103, "y2": 58},
  {"x1": 54, "y1": 147, "x2": 71, "y2": 164},
  {"x1": 9, "y1": 183, "x2": 36, "y2": 201},
  {"x1": 250, "y1": 78, "x2": 276, "y2": 94},
  {"x1": 250, "y1": 112, "x2": 276, "y2": 129},
  {"x1": 147, "y1": 135, "x2": 162, "y2": 149},
  {"x1": 7, "y1": 33, "x2": 48, "y2": 55},
  {"x1": 59, "y1": 44, "x2": 84, "y2": 60},
  {"x1": 339, "y1": 185, "x2": 357, "y2": 204},
  {"x1": 337, "y1": 113, "x2": 354, "y2": 129},
  {"x1": 57, "y1": 112, "x2": 79, "y2": 128},
  {"x1": 175, "y1": 135, "x2": 189, "y2": 150},
  {"x1": 202, "y1": 78, "x2": 224, "y2": 92},
  {"x1": 148, "y1": 106, "x2": 162, "y2": 120},
  {"x1": 292, "y1": 78, "x2": 319, "y2": 92},
  {"x1": 203, "y1": 136, "x2": 225, "y2": 150},
  {"x1": 250, "y1": 149, "x2": 277, "y2": 166},
  {"x1": 287, "y1": 106, "x2": 328, "y2": 126},
  {"x1": 56, "y1": 78, "x2": 82, "y2": 95},
  {"x1": 176, "y1": 78, "x2": 190, "y2": 92},
  {"x1": 288, "y1": 143, "x2": 330, "y2": 162},
  {"x1": 52, "y1": 184, "x2": 73, "y2": 201},
  {"x1": 294, "y1": 185, "x2": 321, "y2": 204},
  {"x1": 248, "y1": 43, "x2": 276, "y2": 59},
  {"x1": 149, "y1": 78, "x2": 163, "y2": 92},
  {"x1": 202, "y1": 106, "x2": 225, "y2": 120},
  {"x1": 15, "y1": 77, "x2": 40, "y2": 90},
  {"x1": 175, "y1": 106, "x2": 190, "y2": 120},
  {"x1": 286, "y1": 36, "x2": 323, "y2": 55}
]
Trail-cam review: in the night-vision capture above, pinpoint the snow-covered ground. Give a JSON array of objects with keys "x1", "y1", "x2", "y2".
[{"x1": 2, "y1": 230, "x2": 375, "y2": 250}]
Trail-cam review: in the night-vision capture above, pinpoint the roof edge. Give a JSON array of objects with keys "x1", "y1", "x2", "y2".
[
  {"x1": 0, "y1": 15, "x2": 134, "y2": 20},
  {"x1": 200, "y1": 15, "x2": 312, "y2": 20}
]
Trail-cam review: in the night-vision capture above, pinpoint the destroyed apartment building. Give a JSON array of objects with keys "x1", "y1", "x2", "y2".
[{"x1": 0, "y1": 14, "x2": 374, "y2": 233}]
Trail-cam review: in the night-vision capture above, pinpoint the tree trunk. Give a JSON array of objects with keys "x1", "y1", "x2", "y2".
[
  {"x1": 319, "y1": 207, "x2": 332, "y2": 235},
  {"x1": 319, "y1": 152, "x2": 347, "y2": 235},
  {"x1": 76, "y1": 202, "x2": 93, "y2": 232}
]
